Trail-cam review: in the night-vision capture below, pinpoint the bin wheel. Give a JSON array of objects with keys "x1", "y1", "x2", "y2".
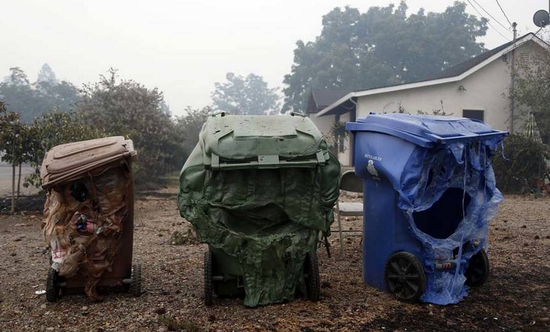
[
  {"x1": 465, "y1": 250, "x2": 489, "y2": 287},
  {"x1": 46, "y1": 267, "x2": 60, "y2": 303},
  {"x1": 304, "y1": 251, "x2": 320, "y2": 302},
  {"x1": 204, "y1": 250, "x2": 213, "y2": 306},
  {"x1": 385, "y1": 252, "x2": 426, "y2": 303},
  {"x1": 130, "y1": 264, "x2": 142, "y2": 297}
]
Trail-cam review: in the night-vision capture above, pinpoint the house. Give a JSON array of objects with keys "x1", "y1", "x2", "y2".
[{"x1": 309, "y1": 33, "x2": 550, "y2": 166}]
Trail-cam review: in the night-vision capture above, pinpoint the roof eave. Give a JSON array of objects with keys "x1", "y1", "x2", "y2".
[
  {"x1": 317, "y1": 34, "x2": 548, "y2": 118},
  {"x1": 315, "y1": 93, "x2": 355, "y2": 117}
]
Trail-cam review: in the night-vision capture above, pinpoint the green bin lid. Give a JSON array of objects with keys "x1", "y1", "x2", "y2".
[{"x1": 200, "y1": 114, "x2": 329, "y2": 169}]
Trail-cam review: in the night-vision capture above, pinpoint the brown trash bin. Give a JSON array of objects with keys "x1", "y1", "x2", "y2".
[{"x1": 40, "y1": 136, "x2": 141, "y2": 302}]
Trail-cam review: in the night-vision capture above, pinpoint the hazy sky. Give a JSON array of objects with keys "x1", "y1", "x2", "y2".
[{"x1": 1, "y1": 0, "x2": 546, "y2": 116}]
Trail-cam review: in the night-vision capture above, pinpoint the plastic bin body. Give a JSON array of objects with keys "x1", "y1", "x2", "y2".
[
  {"x1": 346, "y1": 113, "x2": 507, "y2": 303},
  {"x1": 41, "y1": 137, "x2": 138, "y2": 298},
  {"x1": 178, "y1": 114, "x2": 340, "y2": 307},
  {"x1": 62, "y1": 164, "x2": 135, "y2": 293},
  {"x1": 354, "y1": 132, "x2": 422, "y2": 290}
]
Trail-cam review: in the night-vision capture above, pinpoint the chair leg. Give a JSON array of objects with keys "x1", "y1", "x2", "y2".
[
  {"x1": 323, "y1": 232, "x2": 331, "y2": 258},
  {"x1": 337, "y1": 202, "x2": 344, "y2": 257},
  {"x1": 317, "y1": 231, "x2": 331, "y2": 258}
]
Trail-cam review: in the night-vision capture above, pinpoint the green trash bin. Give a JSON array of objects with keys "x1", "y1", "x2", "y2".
[{"x1": 177, "y1": 113, "x2": 340, "y2": 307}]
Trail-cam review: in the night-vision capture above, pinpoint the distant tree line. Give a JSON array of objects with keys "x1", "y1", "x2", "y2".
[
  {"x1": 0, "y1": 66, "x2": 211, "y2": 212},
  {"x1": 1, "y1": 64, "x2": 80, "y2": 123},
  {"x1": 2, "y1": 0, "x2": 549, "y2": 213},
  {"x1": 282, "y1": 1, "x2": 489, "y2": 112}
]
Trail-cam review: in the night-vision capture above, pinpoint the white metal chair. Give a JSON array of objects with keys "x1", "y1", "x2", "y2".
[{"x1": 335, "y1": 170, "x2": 364, "y2": 256}]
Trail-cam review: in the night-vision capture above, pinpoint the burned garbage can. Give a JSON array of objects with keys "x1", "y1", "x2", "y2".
[
  {"x1": 178, "y1": 113, "x2": 340, "y2": 307},
  {"x1": 41, "y1": 136, "x2": 141, "y2": 302},
  {"x1": 346, "y1": 113, "x2": 507, "y2": 304}
]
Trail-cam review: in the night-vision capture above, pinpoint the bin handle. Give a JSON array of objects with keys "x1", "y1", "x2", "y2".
[{"x1": 209, "y1": 152, "x2": 327, "y2": 170}]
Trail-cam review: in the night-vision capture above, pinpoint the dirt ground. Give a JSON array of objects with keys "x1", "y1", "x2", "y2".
[{"x1": 0, "y1": 186, "x2": 549, "y2": 332}]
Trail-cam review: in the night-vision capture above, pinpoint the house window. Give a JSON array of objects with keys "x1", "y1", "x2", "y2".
[{"x1": 463, "y1": 109, "x2": 484, "y2": 121}]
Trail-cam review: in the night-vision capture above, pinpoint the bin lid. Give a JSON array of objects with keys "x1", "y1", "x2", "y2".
[
  {"x1": 346, "y1": 113, "x2": 508, "y2": 147},
  {"x1": 200, "y1": 114, "x2": 330, "y2": 169},
  {"x1": 41, "y1": 136, "x2": 136, "y2": 188}
]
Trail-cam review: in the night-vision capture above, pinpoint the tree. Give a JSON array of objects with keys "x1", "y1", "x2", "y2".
[
  {"x1": 0, "y1": 66, "x2": 80, "y2": 123},
  {"x1": 513, "y1": 52, "x2": 550, "y2": 142},
  {"x1": 0, "y1": 106, "x2": 32, "y2": 213},
  {"x1": 4, "y1": 67, "x2": 30, "y2": 86},
  {"x1": 0, "y1": 104, "x2": 105, "y2": 212},
  {"x1": 174, "y1": 106, "x2": 211, "y2": 157},
  {"x1": 77, "y1": 68, "x2": 180, "y2": 183},
  {"x1": 492, "y1": 135, "x2": 549, "y2": 193},
  {"x1": 282, "y1": 1, "x2": 488, "y2": 111},
  {"x1": 37, "y1": 63, "x2": 58, "y2": 84},
  {"x1": 23, "y1": 110, "x2": 107, "y2": 189},
  {"x1": 212, "y1": 73, "x2": 281, "y2": 115}
]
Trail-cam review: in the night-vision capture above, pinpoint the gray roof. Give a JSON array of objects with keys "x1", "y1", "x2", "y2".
[
  {"x1": 352, "y1": 33, "x2": 532, "y2": 93},
  {"x1": 405, "y1": 36, "x2": 521, "y2": 83},
  {"x1": 311, "y1": 33, "x2": 540, "y2": 116},
  {"x1": 310, "y1": 88, "x2": 353, "y2": 108}
]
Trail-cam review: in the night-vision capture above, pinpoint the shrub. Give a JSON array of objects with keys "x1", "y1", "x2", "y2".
[{"x1": 492, "y1": 134, "x2": 549, "y2": 194}]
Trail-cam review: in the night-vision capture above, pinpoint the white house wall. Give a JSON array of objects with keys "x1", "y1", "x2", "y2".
[
  {"x1": 312, "y1": 40, "x2": 548, "y2": 166},
  {"x1": 309, "y1": 113, "x2": 335, "y2": 140},
  {"x1": 356, "y1": 40, "x2": 548, "y2": 133},
  {"x1": 356, "y1": 56, "x2": 512, "y2": 131}
]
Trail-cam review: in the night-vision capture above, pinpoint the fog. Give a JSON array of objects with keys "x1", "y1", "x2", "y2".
[{"x1": 0, "y1": 0, "x2": 545, "y2": 115}]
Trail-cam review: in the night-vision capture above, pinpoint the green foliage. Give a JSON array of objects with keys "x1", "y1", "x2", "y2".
[
  {"x1": 0, "y1": 65, "x2": 80, "y2": 123},
  {"x1": 492, "y1": 135, "x2": 549, "y2": 194},
  {"x1": 77, "y1": 68, "x2": 182, "y2": 183},
  {"x1": 174, "y1": 106, "x2": 211, "y2": 157},
  {"x1": 0, "y1": 104, "x2": 38, "y2": 212},
  {"x1": 328, "y1": 121, "x2": 348, "y2": 154},
  {"x1": 514, "y1": 53, "x2": 550, "y2": 141},
  {"x1": 212, "y1": 72, "x2": 280, "y2": 115},
  {"x1": 24, "y1": 111, "x2": 107, "y2": 188},
  {"x1": 0, "y1": 106, "x2": 35, "y2": 168},
  {"x1": 283, "y1": 1, "x2": 488, "y2": 111}
]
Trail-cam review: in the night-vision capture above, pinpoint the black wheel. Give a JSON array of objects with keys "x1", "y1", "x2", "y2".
[
  {"x1": 385, "y1": 252, "x2": 426, "y2": 303},
  {"x1": 465, "y1": 250, "x2": 489, "y2": 287},
  {"x1": 304, "y1": 250, "x2": 320, "y2": 302},
  {"x1": 130, "y1": 264, "x2": 142, "y2": 297},
  {"x1": 46, "y1": 268, "x2": 60, "y2": 303},
  {"x1": 204, "y1": 250, "x2": 213, "y2": 306}
]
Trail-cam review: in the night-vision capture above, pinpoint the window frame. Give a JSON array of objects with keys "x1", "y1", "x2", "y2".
[{"x1": 462, "y1": 109, "x2": 485, "y2": 122}]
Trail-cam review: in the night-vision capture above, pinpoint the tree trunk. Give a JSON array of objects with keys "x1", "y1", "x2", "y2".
[
  {"x1": 17, "y1": 162, "x2": 22, "y2": 200},
  {"x1": 11, "y1": 159, "x2": 16, "y2": 214}
]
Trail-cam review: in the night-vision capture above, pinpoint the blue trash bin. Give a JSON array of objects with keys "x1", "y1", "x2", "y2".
[{"x1": 346, "y1": 113, "x2": 507, "y2": 305}]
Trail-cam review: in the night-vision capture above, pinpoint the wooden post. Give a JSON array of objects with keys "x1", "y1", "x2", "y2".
[
  {"x1": 11, "y1": 141, "x2": 16, "y2": 214},
  {"x1": 17, "y1": 162, "x2": 22, "y2": 200}
]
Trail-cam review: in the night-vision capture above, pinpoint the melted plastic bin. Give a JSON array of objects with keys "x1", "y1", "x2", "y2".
[
  {"x1": 40, "y1": 137, "x2": 141, "y2": 302},
  {"x1": 178, "y1": 113, "x2": 340, "y2": 307},
  {"x1": 346, "y1": 113, "x2": 507, "y2": 305}
]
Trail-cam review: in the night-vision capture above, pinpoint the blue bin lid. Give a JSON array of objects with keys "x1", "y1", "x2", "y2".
[{"x1": 346, "y1": 113, "x2": 508, "y2": 147}]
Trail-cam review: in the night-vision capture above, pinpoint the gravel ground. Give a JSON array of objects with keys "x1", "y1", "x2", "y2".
[{"x1": 0, "y1": 187, "x2": 549, "y2": 332}]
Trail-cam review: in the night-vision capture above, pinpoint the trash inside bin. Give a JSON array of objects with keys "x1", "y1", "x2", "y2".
[
  {"x1": 346, "y1": 113, "x2": 507, "y2": 305},
  {"x1": 41, "y1": 136, "x2": 141, "y2": 302},
  {"x1": 177, "y1": 113, "x2": 340, "y2": 307}
]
